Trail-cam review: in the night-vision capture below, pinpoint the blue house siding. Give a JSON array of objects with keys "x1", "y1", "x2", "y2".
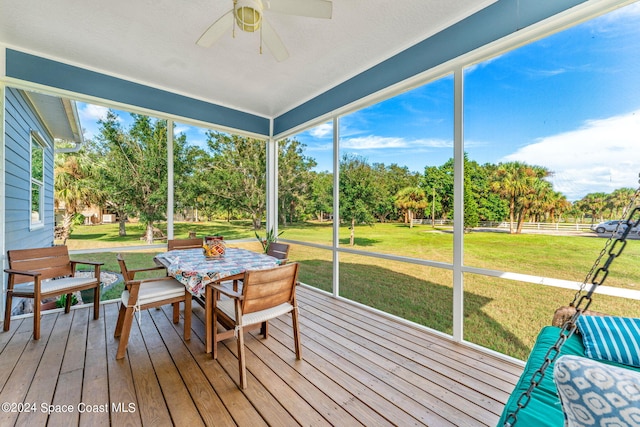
[{"x1": 4, "y1": 87, "x2": 55, "y2": 250}]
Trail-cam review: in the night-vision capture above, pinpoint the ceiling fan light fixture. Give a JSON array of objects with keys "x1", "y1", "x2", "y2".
[{"x1": 235, "y1": 0, "x2": 263, "y2": 32}]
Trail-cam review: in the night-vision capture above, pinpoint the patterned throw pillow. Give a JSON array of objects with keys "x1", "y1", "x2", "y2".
[
  {"x1": 554, "y1": 355, "x2": 640, "y2": 427},
  {"x1": 577, "y1": 315, "x2": 640, "y2": 368}
]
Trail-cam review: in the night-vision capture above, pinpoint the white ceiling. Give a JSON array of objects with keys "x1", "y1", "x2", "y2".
[{"x1": 0, "y1": 0, "x2": 495, "y2": 118}]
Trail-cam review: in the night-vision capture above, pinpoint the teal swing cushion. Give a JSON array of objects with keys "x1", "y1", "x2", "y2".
[
  {"x1": 498, "y1": 326, "x2": 640, "y2": 427},
  {"x1": 576, "y1": 315, "x2": 640, "y2": 368}
]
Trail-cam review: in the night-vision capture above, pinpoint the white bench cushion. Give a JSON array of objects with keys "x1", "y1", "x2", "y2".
[{"x1": 14, "y1": 276, "x2": 98, "y2": 294}]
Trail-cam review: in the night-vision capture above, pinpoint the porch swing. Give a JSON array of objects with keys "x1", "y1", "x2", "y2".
[{"x1": 498, "y1": 178, "x2": 640, "y2": 427}]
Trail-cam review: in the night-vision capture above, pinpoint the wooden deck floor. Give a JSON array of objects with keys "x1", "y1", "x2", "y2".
[{"x1": 0, "y1": 286, "x2": 523, "y2": 426}]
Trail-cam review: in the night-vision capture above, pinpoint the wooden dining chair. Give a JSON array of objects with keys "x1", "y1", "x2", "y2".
[
  {"x1": 114, "y1": 253, "x2": 191, "y2": 359},
  {"x1": 211, "y1": 262, "x2": 301, "y2": 389},
  {"x1": 266, "y1": 242, "x2": 290, "y2": 264},
  {"x1": 167, "y1": 238, "x2": 203, "y2": 251}
]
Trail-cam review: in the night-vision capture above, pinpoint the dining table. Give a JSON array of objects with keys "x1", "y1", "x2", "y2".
[{"x1": 154, "y1": 247, "x2": 283, "y2": 352}]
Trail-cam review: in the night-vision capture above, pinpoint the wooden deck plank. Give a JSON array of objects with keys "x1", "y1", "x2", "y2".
[
  {"x1": 125, "y1": 309, "x2": 174, "y2": 427},
  {"x1": 166, "y1": 304, "x2": 270, "y2": 427},
  {"x1": 261, "y1": 311, "x2": 434, "y2": 426},
  {"x1": 104, "y1": 302, "x2": 142, "y2": 426},
  {"x1": 243, "y1": 330, "x2": 364, "y2": 427},
  {"x1": 0, "y1": 318, "x2": 31, "y2": 390},
  {"x1": 48, "y1": 308, "x2": 89, "y2": 427},
  {"x1": 298, "y1": 300, "x2": 503, "y2": 422},
  {"x1": 301, "y1": 289, "x2": 522, "y2": 382},
  {"x1": 136, "y1": 309, "x2": 204, "y2": 426},
  {"x1": 17, "y1": 310, "x2": 74, "y2": 426},
  {"x1": 0, "y1": 316, "x2": 22, "y2": 353},
  {"x1": 0, "y1": 286, "x2": 522, "y2": 427},
  {"x1": 0, "y1": 312, "x2": 56, "y2": 426},
  {"x1": 80, "y1": 304, "x2": 110, "y2": 427},
  {"x1": 249, "y1": 325, "x2": 394, "y2": 427},
  {"x1": 147, "y1": 304, "x2": 233, "y2": 426}
]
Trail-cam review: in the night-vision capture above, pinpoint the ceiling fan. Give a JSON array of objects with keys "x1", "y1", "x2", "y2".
[{"x1": 196, "y1": 0, "x2": 332, "y2": 62}]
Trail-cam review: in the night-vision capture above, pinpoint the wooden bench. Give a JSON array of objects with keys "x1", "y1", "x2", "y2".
[{"x1": 4, "y1": 246, "x2": 103, "y2": 339}]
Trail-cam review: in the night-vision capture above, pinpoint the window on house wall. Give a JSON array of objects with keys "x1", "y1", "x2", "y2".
[{"x1": 30, "y1": 132, "x2": 45, "y2": 228}]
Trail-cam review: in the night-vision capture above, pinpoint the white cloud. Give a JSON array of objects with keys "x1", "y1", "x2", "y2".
[
  {"x1": 79, "y1": 103, "x2": 109, "y2": 122},
  {"x1": 502, "y1": 109, "x2": 640, "y2": 201},
  {"x1": 341, "y1": 135, "x2": 451, "y2": 150},
  {"x1": 308, "y1": 123, "x2": 333, "y2": 138}
]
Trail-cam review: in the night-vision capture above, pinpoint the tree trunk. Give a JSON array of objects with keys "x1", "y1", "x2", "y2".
[
  {"x1": 252, "y1": 215, "x2": 261, "y2": 230},
  {"x1": 509, "y1": 198, "x2": 516, "y2": 234},
  {"x1": 350, "y1": 218, "x2": 355, "y2": 246},
  {"x1": 118, "y1": 218, "x2": 127, "y2": 236},
  {"x1": 409, "y1": 209, "x2": 414, "y2": 229},
  {"x1": 61, "y1": 213, "x2": 74, "y2": 245},
  {"x1": 145, "y1": 222, "x2": 155, "y2": 244}
]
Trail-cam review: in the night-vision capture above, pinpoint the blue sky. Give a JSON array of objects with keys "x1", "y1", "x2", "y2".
[{"x1": 78, "y1": 3, "x2": 640, "y2": 202}]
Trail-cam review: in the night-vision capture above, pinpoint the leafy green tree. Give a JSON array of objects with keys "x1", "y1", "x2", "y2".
[
  {"x1": 309, "y1": 171, "x2": 333, "y2": 221},
  {"x1": 339, "y1": 154, "x2": 377, "y2": 245},
  {"x1": 422, "y1": 164, "x2": 453, "y2": 220},
  {"x1": 204, "y1": 132, "x2": 267, "y2": 229},
  {"x1": 394, "y1": 187, "x2": 428, "y2": 228},
  {"x1": 278, "y1": 138, "x2": 317, "y2": 225},
  {"x1": 371, "y1": 163, "x2": 420, "y2": 222},
  {"x1": 92, "y1": 111, "x2": 192, "y2": 243}
]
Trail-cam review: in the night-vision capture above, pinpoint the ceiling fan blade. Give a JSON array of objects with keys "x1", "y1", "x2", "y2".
[
  {"x1": 262, "y1": 20, "x2": 289, "y2": 62},
  {"x1": 196, "y1": 10, "x2": 234, "y2": 47},
  {"x1": 265, "y1": 0, "x2": 332, "y2": 19}
]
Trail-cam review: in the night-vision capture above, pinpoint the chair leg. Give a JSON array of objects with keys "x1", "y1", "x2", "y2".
[
  {"x1": 114, "y1": 303, "x2": 126, "y2": 338},
  {"x1": 172, "y1": 302, "x2": 179, "y2": 323},
  {"x1": 93, "y1": 286, "x2": 100, "y2": 320},
  {"x1": 260, "y1": 321, "x2": 269, "y2": 338},
  {"x1": 65, "y1": 293, "x2": 72, "y2": 313},
  {"x1": 183, "y1": 293, "x2": 191, "y2": 341},
  {"x1": 33, "y1": 298, "x2": 41, "y2": 340},
  {"x1": 116, "y1": 306, "x2": 135, "y2": 360},
  {"x1": 206, "y1": 285, "x2": 213, "y2": 354},
  {"x1": 212, "y1": 301, "x2": 218, "y2": 359},
  {"x1": 3, "y1": 291, "x2": 12, "y2": 332},
  {"x1": 291, "y1": 308, "x2": 302, "y2": 360},
  {"x1": 237, "y1": 326, "x2": 247, "y2": 389}
]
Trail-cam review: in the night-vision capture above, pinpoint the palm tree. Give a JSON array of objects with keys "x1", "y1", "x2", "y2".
[
  {"x1": 607, "y1": 188, "x2": 635, "y2": 219},
  {"x1": 395, "y1": 187, "x2": 428, "y2": 229},
  {"x1": 54, "y1": 154, "x2": 94, "y2": 244},
  {"x1": 576, "y1": 192, "x2": 609, "y2": 223},
  {"x1": 491, "y1": 162, "x2": 549, "y2": 234}
]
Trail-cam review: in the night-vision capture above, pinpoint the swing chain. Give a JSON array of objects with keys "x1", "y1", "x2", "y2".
[
  {"x1": 570, "y1": 182, "x2": 640, "y2": 306},
  {"x1": 504, "y1": 178, "x2": 640, "y2": 427}
]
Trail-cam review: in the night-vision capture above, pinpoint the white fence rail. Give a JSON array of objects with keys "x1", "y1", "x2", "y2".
[{"x1": 411, "y1": 219, "x2": 595, "y2": 231}]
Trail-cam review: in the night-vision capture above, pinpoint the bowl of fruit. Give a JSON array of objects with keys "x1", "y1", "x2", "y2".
[{"x1": 203, "y1": 239, "x2": 225, "y2": 259}]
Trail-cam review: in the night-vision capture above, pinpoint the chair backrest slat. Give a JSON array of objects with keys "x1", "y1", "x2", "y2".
[
  {"x1": 242, "y1": 263, "x2": 298, "y2": 314},
  {"x1": 168, "y1": 238, "x2": 203, "y2": 251},
  {"x1": 7, "y1": 246, "x2": 73, "y2": 283},
  {"x1": 267, "y1": 242, "x2": 290, "y2": 261}
]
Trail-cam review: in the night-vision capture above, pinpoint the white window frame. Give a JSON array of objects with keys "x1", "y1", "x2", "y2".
[{"x1": 30, "y1": 130, "x2": 45, "y2": 230}]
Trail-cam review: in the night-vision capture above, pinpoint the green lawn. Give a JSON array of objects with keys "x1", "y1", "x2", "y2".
[{"x1": 65, "y1": 220, "x2": 640, "y2": 360}]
